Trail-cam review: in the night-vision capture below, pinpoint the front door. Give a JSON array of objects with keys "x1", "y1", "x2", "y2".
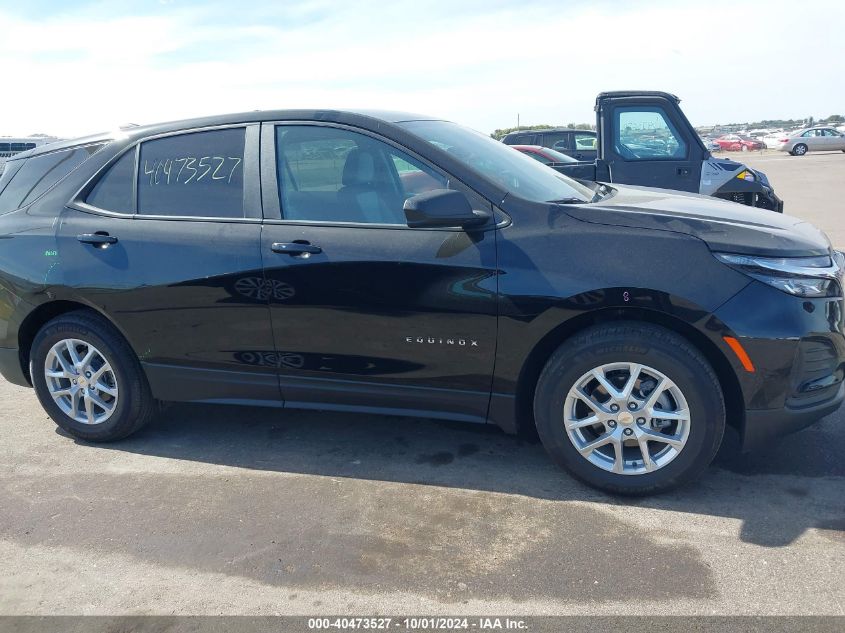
[
  {"x1": 600, "y1": 99, "x2": 703, "y2": 193},
  {"x1": 259, "y1": 123, "x2": 498, "y2": 422}
]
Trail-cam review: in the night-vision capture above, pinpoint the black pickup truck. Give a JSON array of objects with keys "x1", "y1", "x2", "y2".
[{"x1": 502, "y1": 91, "x2": 783, "y2": 212}]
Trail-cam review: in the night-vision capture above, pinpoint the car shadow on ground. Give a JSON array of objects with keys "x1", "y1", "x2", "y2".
[{"x1": 72, "y1": 402, "x2": 845, "y2": 549}]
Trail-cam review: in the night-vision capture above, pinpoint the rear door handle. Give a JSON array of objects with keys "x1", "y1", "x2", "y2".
[
  {"x1": 271, "y1": 242, "x2": 322, "y2": 256},
  {"x1": 77, "y1": 233, "x2": 118, "y2": 246}
]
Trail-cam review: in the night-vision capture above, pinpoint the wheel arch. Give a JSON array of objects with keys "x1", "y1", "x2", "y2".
[
  {"x1": 16, "y1": 299, "x2": 137, "y2": 385},
  {"x1": 513, "y1": 306, "x2": 745, "y2": 439}
]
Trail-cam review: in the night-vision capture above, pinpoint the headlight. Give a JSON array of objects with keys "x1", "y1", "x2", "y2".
[
  {"x1": 714, "y1": 252, "x2": 843, "y2": 298},
  {"x1": 736, "y1": 170, "x2": 755, "y2": 181}
]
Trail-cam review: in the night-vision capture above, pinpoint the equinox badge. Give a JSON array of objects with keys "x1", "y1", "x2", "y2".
[{"x1": 406, "y1": 336, "x2": 479, "y2": 347}]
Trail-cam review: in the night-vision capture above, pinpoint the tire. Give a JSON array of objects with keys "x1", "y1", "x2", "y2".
[
  {"x1": 792, "y1": 143, "x2": 808, "y2": 156},
  {"x1": 533, "y1": 322, "x2": 725, "y2": 495},
  {"x1": 30, "y1": 310, "x2": 156, "y2": 442},
  {"x1": 741, "y1": 144, "x2": 748, "y2": 152}
]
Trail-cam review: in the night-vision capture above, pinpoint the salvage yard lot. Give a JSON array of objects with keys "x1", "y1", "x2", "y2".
[
  {"x1": 0, "y1": 151, "x2": 843, "y2": 616},
  {"x1": 742, "y1": 150, "x2": 845, "y2": 248}
]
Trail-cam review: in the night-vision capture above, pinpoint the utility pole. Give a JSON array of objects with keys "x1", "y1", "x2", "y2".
[{"x1": 517, "y1": 113, "x2": 520, "y2": 132}]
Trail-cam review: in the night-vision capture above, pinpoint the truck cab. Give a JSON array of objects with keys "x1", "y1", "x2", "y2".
[{"x1": 504, "y1": 91, "x2": 784, "y2": 212}]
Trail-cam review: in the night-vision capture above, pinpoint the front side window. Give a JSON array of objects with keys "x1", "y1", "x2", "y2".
[
  {"x1": 137, "y1": 128, "x2": 245, "y2": 218},
  {"x1": 275, "y1": 125, "x2": 447, "y2": 224},
  {"x1": 615, "y1": 107, "x2": 686, "y2": 160},
  {"x1": 0, "y1": 144, "x2": 102, "y2": 214}
]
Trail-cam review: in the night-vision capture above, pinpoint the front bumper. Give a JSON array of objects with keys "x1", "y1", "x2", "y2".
[
  {"x1": 758, "y1": 187, "x2": 784, "y2": 213},
  {"x1": 714, "y1": 280, "x2": 845, "y2": 450},
  {"x1": 744, "y1": 382, "x2": 843, "y2": 451},
  {"x1": 0, "y1": 347, "x2": 29, "y2": 387}
]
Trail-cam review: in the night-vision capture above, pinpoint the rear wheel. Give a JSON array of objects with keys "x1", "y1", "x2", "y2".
[
  {"x1": 30, "y1": 311, "x2": 156, "y2": 442},
  {"x1": 792, "y1": 143, "x2": 808, "y2": 156},
  {"x1": 533, "y1": 322, "x2": 725, "y2": 495}
]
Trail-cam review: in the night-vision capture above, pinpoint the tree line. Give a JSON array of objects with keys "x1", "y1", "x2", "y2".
[{"x1": 490, "y1": 122, "x2": 595, "y2": 139}]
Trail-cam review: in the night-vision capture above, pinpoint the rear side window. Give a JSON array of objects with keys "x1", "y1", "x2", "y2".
[
  {"x1": 0, "y1": 145, "x2": 102, "y2": 214},
  {"x1": 137, "y1": 128, "x2": 245, "y2": 218},
  {"x1": 86, "y1": 149, "x2": 136, "y2": 213},
  {"x1": 543, "y1": 132, "x2": 570, "y2": 150},
  {"x1": 574, "y1": 132, "x2": 596, "y2": 150}
]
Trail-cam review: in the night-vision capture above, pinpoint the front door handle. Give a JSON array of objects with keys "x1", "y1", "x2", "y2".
[
  {"x1": 77, "y1": 233, "x2": 118, "y2": 247},
  {"x1": 677, "y1": 168, "x2": 690, "y2": 176},
  {"x1": 271, "y1": 242, "x2": 322, "y2": 256}
]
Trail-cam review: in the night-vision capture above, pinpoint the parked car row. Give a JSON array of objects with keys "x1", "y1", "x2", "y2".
[
  {"x1": 696, "y1": 134, "x2": 766, "y2": 152},
  {"x1": 501, "y1": 128, "x2": 597, "y2": 161}
]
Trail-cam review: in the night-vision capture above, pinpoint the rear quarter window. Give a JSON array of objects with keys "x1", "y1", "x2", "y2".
[
  {"x1": 0, "y1": 144, "x2": 103, "y2": 214},
  {"x1": 86, "y1": 148, "x2": 136, "y2": 213}
]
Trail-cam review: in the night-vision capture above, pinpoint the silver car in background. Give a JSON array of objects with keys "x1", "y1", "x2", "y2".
[{"x1": 777, "y1": 127, "x2": 845, "y2": 155}]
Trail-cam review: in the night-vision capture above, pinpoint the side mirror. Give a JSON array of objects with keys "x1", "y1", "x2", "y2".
[{"x1": 403, "y1": 189, "x2": 490, "y2": 229}]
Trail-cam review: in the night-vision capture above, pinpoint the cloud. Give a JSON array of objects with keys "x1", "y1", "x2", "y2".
[{"x1": 1, "y1": 0, "x2": 842, "y2": 138}]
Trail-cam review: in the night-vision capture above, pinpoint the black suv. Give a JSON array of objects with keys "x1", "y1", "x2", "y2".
[
  {"x1": 502, "y1": 128, "x2": 598, "y2": 161},
  {"x1": 0, "y1": 109, "x2": 842, "y2": 494}
]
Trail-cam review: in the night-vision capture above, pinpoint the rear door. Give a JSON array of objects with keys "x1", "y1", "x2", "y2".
[
  {"x1": 598, "y1": 96, "x2": 704, "y2": 193},
  {"x1": 58, "y1": 124, "x2": 280, "y2": 405},
  {"x1": 259, "y1": 122, "x2": 498, "y2": 422}
]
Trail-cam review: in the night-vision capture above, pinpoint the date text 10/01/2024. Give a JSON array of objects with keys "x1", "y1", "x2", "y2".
[{"x1": 307, "y1": 617, "x2": 528, "y2": 630}]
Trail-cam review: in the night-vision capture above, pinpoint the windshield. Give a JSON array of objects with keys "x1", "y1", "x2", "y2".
[{"x1": 399, "y1": 120, "x2": 594, "y2": 203}]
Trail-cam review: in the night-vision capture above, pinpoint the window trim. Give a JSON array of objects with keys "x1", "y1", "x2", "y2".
[
  {"x1": 70, "y1": 123, "x2": 261, "y2": 223},
  {"x1": 260, "y1": 121, "x2": 499, "y2": 231}
]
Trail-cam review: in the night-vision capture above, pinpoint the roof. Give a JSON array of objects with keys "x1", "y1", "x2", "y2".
[
  {"x1": 12, "y1": 108, "x2": 443, "y2": 160},
  {"x1": 597, "y1": 90, "x2": 680, "y2": 102},
  {"x1": 504, "y1": 128, "x2": 596, "y2": 136}
]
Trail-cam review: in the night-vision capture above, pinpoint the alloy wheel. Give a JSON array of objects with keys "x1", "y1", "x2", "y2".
[
  {"x1": 44, "y1": 338, "x2": 119, "y2": 425},
  {"x1": 563, "y1": 362, "x2": 691, "y2": 475}
]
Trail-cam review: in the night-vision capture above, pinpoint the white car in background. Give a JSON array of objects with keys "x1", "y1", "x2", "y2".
[{"x1": 776, "y1": 127, "x2": 845, "y2": 155}]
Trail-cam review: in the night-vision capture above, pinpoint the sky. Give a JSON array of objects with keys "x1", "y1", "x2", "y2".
[{"x1": 1, "y1": 0, "x2": 843, "y2": 138}]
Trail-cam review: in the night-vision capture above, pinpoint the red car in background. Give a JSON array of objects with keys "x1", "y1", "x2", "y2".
[
  {"x1": 714, "y1": 134, "x2": 765, "y2": 152},
  {"x1": 510, "y1": 145, "x2": 579, "y2": 164}
]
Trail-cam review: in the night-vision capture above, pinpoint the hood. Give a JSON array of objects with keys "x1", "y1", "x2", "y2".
[{"x1": 564, "y1": 184, "x2": 831, "y2": 257}]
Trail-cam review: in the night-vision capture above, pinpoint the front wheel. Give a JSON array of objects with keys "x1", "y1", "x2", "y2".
[
  {"x1": 30, "y1": 310, "x2": 157, "y2": 442},
  {"x1": 533, "y1": 322, "x2": 725, "y2": 495}
]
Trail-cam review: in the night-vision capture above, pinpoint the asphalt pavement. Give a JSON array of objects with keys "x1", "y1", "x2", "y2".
[{"x1": 0, "y1": 378, "x2": 842, "y2": 615}]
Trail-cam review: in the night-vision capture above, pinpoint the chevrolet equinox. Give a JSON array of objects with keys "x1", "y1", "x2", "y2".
[{"x1": 0, "y1": 109, "x2": 842, "y2": 494}]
